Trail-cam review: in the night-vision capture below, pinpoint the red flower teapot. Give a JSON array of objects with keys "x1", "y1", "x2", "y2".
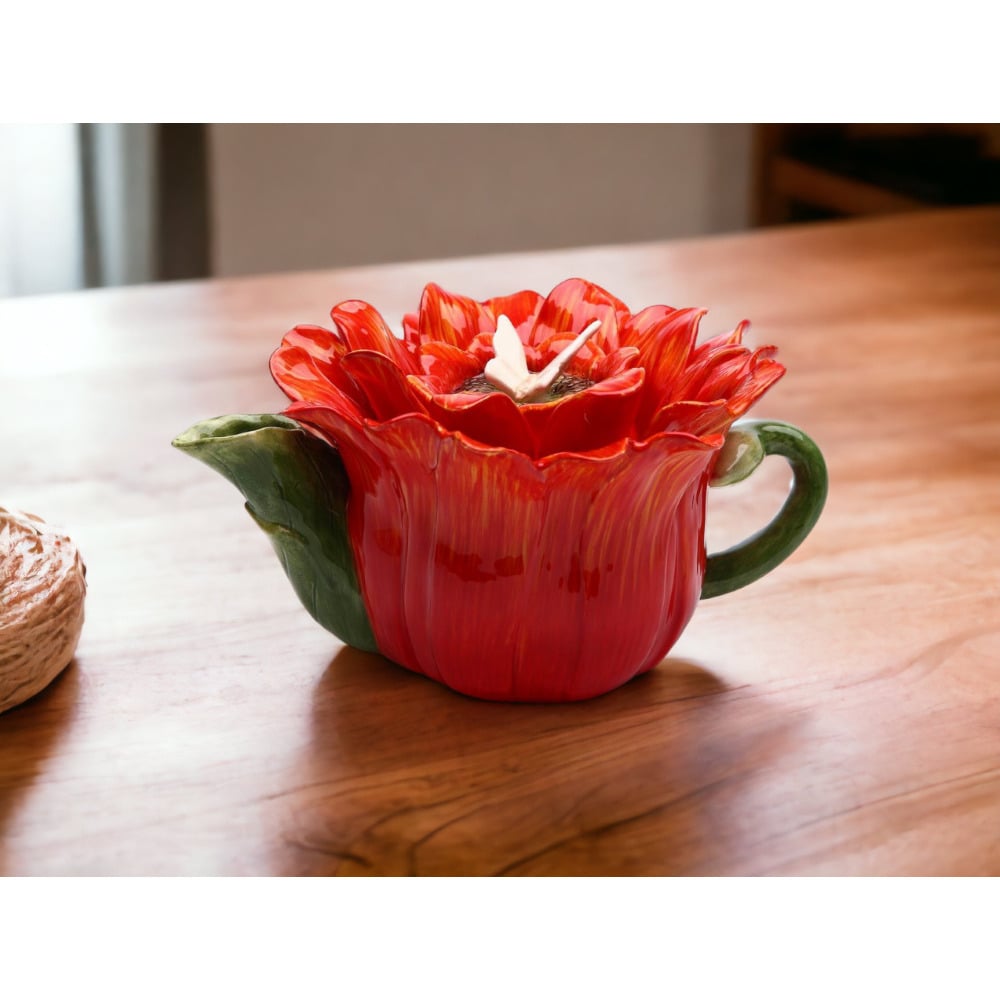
[{"x1": 174, "y1": 279, "x2": 826, "y2": 702}]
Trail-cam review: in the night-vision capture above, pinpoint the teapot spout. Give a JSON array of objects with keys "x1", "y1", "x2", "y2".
[{"x1": 172, "y1": 413, "x2": 377, "y2": 653}]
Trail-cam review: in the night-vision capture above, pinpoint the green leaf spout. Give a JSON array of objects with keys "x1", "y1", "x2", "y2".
[{"x1": 172, "y1": 413, "x2": 377, "y2": 653}]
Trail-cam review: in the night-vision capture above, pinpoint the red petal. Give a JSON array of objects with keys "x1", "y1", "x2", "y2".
[
  {"x1": 530, "y1": 278, "x2": 630, "y2": 354},
  {"x1": 679, "y1": 338, "x2": 780, "y2": 404},
  {"x1": 418, "y1": 342, "x2": 482, "y2": 393},
  {"x1": 328, "y1": 417, "x2": 720, "y2": 701},
  {"x1": 589, "y1": 345, "x2": 639, "y2": 382},
  {"x1": 693, "y1": 320, "x2": 750, "y2": 356},
  {"x1": 627, "y1": 307, "x2": 706, "y2": 425},
  {"x1": 700, "y1": 346, "x2": 777, "y2": 401},
  {"x1": 533, "y1": 330, "x2": 601, "y2": 371},
  {"x1": 673, "y1": 321, "x2": 754, "y2": 397},
  {"x1": 522, "y1": 369, "x2": 644, "y2": 457},
  {"x1": 401, "y1": 312, "x2": 420, "y2": 349},
  {"x1": 725, "y1": 356, "x2": 786, "y2": 417},
  {"x1": 647, "y1": 400, "x2": 733, "y2": 438},
  {"x1": 676, "y1": 345, "x2": 749, "y2": 401},
  {"x1": 484, "y1": 290, "x2": 544, "y2": 335},
  {"x1": 270, "y1": 325, "x2": 369, "y2": 421},
  {"x1": 330, "y1": 300, "x2": 418, "y2": 374},
  {"x1": 623, "y1": 304, "x2": 677, "y2": 342},
  {"x1": 278, "y1": 322, "x2": 347, "y2": 358},
  {"x1": 407, "y1": 377, "x2": 536, "y2": 456},
  {"x1": 339, "y1": 350, "x2": 425, "y2": 422},
  {"x1": 283, "y1": 400, "x2": 356, "y2": 444},
  {"x1": 419, "y1": 283, "x2": 494, "y2": 349}
]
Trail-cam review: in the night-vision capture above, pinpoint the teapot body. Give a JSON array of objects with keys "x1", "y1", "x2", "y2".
[{"x1": 334, "y1": 416, "x2": 716, "y2": 701}]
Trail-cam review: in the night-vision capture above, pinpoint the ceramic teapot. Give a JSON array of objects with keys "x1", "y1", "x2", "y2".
[{"x1": 174, "y1": 279, "x2": 827, "y2": 702}]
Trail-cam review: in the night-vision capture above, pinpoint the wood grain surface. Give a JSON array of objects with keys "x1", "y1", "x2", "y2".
[{"x1": 2, "y1": 207, "x2": 999, "y2": 875}]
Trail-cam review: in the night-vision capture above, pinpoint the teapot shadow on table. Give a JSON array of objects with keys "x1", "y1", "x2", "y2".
[
  {"x1": 278, "y1": 646, "x2": 800, "y2": 875},
  {"x1": 312, "y1": 646, "x2": 731, "y2": 760},
  {"x1": 0, "y1": 664, "x2": 80, "y2": 871}
]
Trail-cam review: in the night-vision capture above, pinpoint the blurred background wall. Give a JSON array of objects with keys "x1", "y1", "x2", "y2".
[
  {"x1": 208, "y1": 124, "x2": 754, "y2": 276},
  {"x1": 0, "y1": 124, "x2": 754, "y2": 296},
  {"x1": 2, "y1": 123, "x2": 998, "y2": 298}
]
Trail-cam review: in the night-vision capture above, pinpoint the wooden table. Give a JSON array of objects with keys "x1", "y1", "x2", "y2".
[{"x1": 2, "y1": 208, "x2": 999, "y2": 876}]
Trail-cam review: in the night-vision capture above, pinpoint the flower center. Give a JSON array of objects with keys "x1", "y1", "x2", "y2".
[
  {"x1": 457, "y1": 371, "x2": 595, "y2": 401},
  {"x1": 467, "y1": 314, "x2": 601, "y2": 404}
]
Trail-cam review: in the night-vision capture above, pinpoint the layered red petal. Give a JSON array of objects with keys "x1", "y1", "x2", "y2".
[
  {"x1": 307, "y1": 411, "x2": 720, "y2": 701},
  {"x1": 418, "y1": 341, "x2": 482, "y2": 393},
  {"x1": 529, "y1": 278, "x2": 631, "y2": 359},
  {"x1": 339, "y1": 350, "x2": 426, "y2": 423},
  {"x1": 647, "y1": 400, "x2": 734, "y2": 438},
  {"x1": 624, "y1": 306, "x2": 705, "y2": 431},
  {"x1": 416, "y1": 283, "x2": 494, "y2": 349},
  {"x1": 521, "y1": 368, "x2": 645, "y2": 457},
  {"x1": 483, "y1": 290, "x2": 544, "y2": 336},
  {"x1": 409, "y1": 380, "x2": 537, "y2": 457},
  {"x1": 273, "y1": 280, "x2": 785, "y2": 462},
  {"x1": 270, "y1": 325, "x2": 367, "y2": 423},
  {"x1": 330, "y1": 300, "x2": 418, "y2": 374},
  {"x1": 673, "y1": 321, "x2": 785, "y2": 419}
]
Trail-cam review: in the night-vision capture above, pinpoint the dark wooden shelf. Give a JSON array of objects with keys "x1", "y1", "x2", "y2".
[
  {"x1": 754, "y1": 124, "x2": 1000, "y2": 226},
  {"x1": 771, "y1": 155, "x2": 930, "y2": 217}
]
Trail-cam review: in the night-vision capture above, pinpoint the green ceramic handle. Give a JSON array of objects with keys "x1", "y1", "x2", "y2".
[{"x1": 701, "y1": 420, "x2": 828, "y2": 599}]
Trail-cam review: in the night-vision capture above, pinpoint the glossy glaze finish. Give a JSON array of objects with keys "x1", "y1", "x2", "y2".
[
  {"x1": 330, "y1": 416, "x2": 718, "y2": 701},
  {"x1": 702, "y1": 420, "x2": 828, "y2": 599},
  {"x1": 178, "y1": 278, "x2": 825, "y2": 701},
  {"x1": 172, "y1": 414, "x2": 376, "y2": 653},
  {"x1": 269, "y1": 279, "x2": 784, "y2": 460}
]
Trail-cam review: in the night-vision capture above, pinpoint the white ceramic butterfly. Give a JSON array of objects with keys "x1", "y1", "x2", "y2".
[{"x1": 484, "y1": 314, "x2": 602, "y2": 403}]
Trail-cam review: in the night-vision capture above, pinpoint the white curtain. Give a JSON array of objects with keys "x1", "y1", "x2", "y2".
[{"x1": 0, "y1": 124, "x2": 157, "y2": 298}]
